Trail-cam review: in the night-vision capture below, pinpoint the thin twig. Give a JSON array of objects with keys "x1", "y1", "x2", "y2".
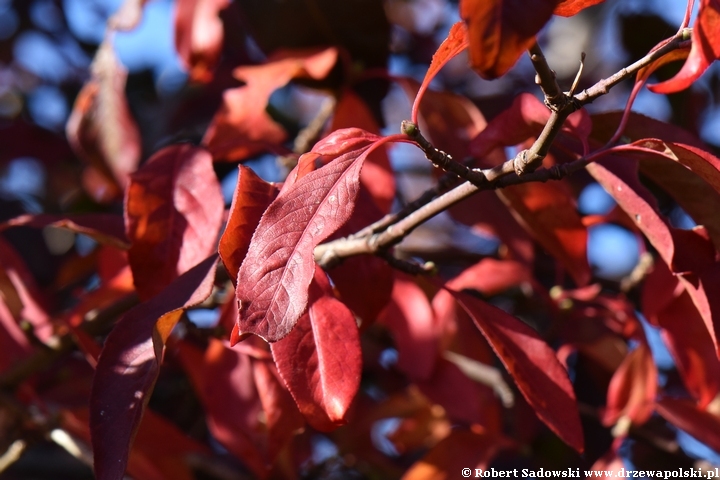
[
  {"x1": 401, "y1": 120, "x2": 487, "y2": 186},
  {"x1": 314, "y1": 32, "x2": 688, "y2": 267},
  {"x1": 528, "y1": 42, "x2": 566, "y2": 110}
]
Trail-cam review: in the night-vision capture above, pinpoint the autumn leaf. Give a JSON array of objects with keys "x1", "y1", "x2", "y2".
[
  {"x1": 470, "y1": 93, "x2": 591, "y2": 162},
  {"x1": 655, "y1": 397, "x2": 720, "y2": 454},
  {"x1": 553, "y1": 0, "x2": 605, "y2": 16},
  {"x1": 620, "y1": 139, "x2": 720, "y2": 251},
  {"x1": 252, "y1": 357, "x2": 305, "y2": 461},
  {"x1": 90, "y1": 255, "x2": 217, "y2": 480},
  {"x1": 499, "y1": 181, "x2": 590, "y2": 286},
  {"x1": 649, "y1": 0, "x2": 720, "y2": 93},
  {"x1": 0, "y1": 296, "x2": 32, "y2": 372},
  {"x1": 0, "y1": 237, "x2": 52, "y2": 345},
  {"x1": 1, "y1": 213, "x2": 129, "y2": 249},
  {"x1": 450, "y1": 289, "x2": 584, "y2": 452},
  {"x1": 234, "y1": 128, "x2": 389, "y2": 341},
  {"x1": 202, "y1": 48, "x2": 338, "y2": 162},
  {"x1": 587, "y1": 155, "x2": 720, "y2": 356},
  {"x1": 602, "y1": 343, "x2": 657, "y2": 431},
  {"x1": 402, "y1": 429, "x2": 512, "y2": 480},
  {"x1": 218, "y1": 166, "x2": 279, "y2": 284},
  {"x1": 63, "y1": 407, "x2": 209, "y2": 480},
  {"x1": 125, "y1": 144, "x2": 223, "y2": 300},
  {"x1": 643, "y1": 262, "x2": 720, "y2": 408},
  {"x1": 331, "y1": 90, "x2": 395, "y2": 213},
  {"x1": 378, "y1": 273, "x2": 439, "y2": 382},
  {"x1": 176, "y1": 339, "x2": 265, "y2": 475},
  {"x1": 460, "y1": 0, "x2": 559, "y2": 79},
  {"x1": 327, "y1": 188, "x2": 394, "y2": 325},
  {"x1": 411, "y1": 21, "x2": 469, "y2": 123},
  {"x1": 271, "y1": 266, "x2": 362, "y2": 431},
  {"x1": 397, "y1": 77, "x2": 487, "y2": 166},
  {"x1": 174, "y1": 0, "x2": 230, "y2": 83},
  {"x1": 66, "y1": 40, "x2": 141, "y2": 194}
]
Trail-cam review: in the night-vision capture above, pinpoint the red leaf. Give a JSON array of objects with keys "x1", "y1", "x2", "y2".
[
  {"x1": 234, "y1": 128, "x2": 385, "y2": 341},
  {"x1": 590, "y1": 111, "x2": 705, "y2": 148},
  {"x1": 553, "y1": 0, "x2": 605, "y2": 16},
  {"x1": 417, "y1": 357, "x2": 494, "y2": 425},
  {"x1": 450, "y1": 289, "x2": 584, "y2": 452},
  {"x1": 63, "y1": 407, "x2": 209, "y2": 480},
  {"x1": 1, "y1": 213, "x2": 129, "y2": 249},
  {"x1": 585, "y1": 445, "x2": 626, "y2": 478},
  {"x1": 449, "y1": 190, "x2": 535, "y2": 265},
  {"x1": 460, "y1": 0, "x2": 559, "y2": 79},
  {"x1": 327, "y1": 187, "x2": 394, "y2": 325},
  {"x1": 655, "y1": 397, "x2": 720, "y2": 454},
  {"x1": 218, "y1": 166, "x2": 280, "y2": 285},
  {"x1": 402, "y1": 428, "x2": 511, "y2": 479},
  {"x1": 649, "y1": 0, "x2": 720, "y2": 93},
  {"x1": 125, "y1": 144, "x2": 223, "y2": 300},
  {"x1": 0, "y1": 237, "x2": 52, "y2": 344},
  {"x1": 586, "y1": 156, "x2": 720, "y2": 354},
  {"x1": 202, "y1": 48, "x2": 338, "y2": 162},
  {"x1": 0, "y1": 296, "x2": 32, "y2": 372},
  {"x1": 270, "y1": 266, "x2": 362, "y2": 431},
  {"x1": 331, "y1": 90, "x2": 395, "y2": 213},
  {"x1": 602, "y1": 343, "x2": 657, "y2": 430},
  {"x1": 654, "y1": 287, "x2": 720, "y2": 408},
  {"x1": 447, "y1": 258, "x2": 532, "y2": 296},
  {"x1": 176, "y1": 338, "x2": 268, "y2": 476},
  {"x1": 623, "y1": 139, "x2": 720, "y2": 251},
  {"x1": 252, "y1": 357, "x2": 305, "y2": 460},
  {"x1": 398, "y1": 77, "x2": 486, "y2": 165},
  {"x1": 90, "y1": 255, "x2": 217, "y2": 480},
  {"x1": 174, "y1": 0, "x2": 229, "y2": 82},
  {"x1": 411, "y1": 21, "x2": 469, "y2": 123},
  {"x1": 66, "y1": 41, "x2": 141, "y2": 192},
  {"x1": 470, "y1": 93, "x2": 592, "y2": 162},
  {"x1": 499, "y1": 181, "x2": 590, "y2": 286},
  {"x1": 378, "y1": 273, "x2": 439, "y2": 381}
]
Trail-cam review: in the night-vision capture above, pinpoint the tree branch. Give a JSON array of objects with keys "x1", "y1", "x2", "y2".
[{"x1": 313, "y1": 31, "x2": 689, "y2": 268}]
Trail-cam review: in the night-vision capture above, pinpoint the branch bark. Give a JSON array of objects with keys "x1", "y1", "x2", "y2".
[{"x1": 313, "y1": 31, "x2": 689, "y2": 268}]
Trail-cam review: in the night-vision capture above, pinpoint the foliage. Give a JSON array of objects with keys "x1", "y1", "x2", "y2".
[{"x1": 2, "y1": 0, "x2": 720, "y2": 478}]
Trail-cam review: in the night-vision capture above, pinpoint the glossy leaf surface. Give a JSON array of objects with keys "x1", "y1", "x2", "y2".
[
  {"x1": 271, "y1": 267, "x2": 362, "y2": 431},
  {"x1": 218, "y1": 166, "x2": 279, "y2": 284},
  {"x1": 235, "y1": 128, "x2": 383, "y2": 341}
]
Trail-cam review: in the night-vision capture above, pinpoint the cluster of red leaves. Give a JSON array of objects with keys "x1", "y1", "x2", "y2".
[{"x1": 3, "y1": 0, "x2": 720, "y2": 478}]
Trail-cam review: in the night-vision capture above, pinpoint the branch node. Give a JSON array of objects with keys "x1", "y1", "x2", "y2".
[
  {"x1": 381, "y1": 252, "x2": 436, "y2": 275},
  {"x1": 402, "y1": 120, "x2": 487, "y2": 187}
]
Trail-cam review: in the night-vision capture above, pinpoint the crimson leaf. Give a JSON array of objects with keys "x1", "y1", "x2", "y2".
[
  {"x1": 270, "y1": 266, "x2": 362, "y2": 431},
  {"x1": 125, "y1": 144, "x2": 223, "y2": 300},
  {"x1": 235, "y1": 128, "x2": 385, "y2": 341},
  {"x1": 90, "y1": 255, "x2": 217, "y2": 480},
  {"x1": 450, "y1": 289, "x2": 584, "y2": 452}
]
